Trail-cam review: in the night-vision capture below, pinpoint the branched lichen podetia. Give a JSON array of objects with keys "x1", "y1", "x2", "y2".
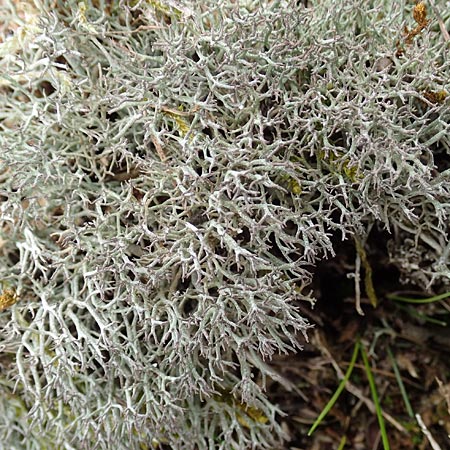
[{"x1": 0, "y1": 0, "x2": 450, "y2": 448}]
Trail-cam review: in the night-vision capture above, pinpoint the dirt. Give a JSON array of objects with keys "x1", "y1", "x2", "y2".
[{"x1": 267, "y1": 238, "x2": 450, "y2": 449}]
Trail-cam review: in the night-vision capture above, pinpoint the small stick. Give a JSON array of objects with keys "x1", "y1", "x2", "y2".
[
  {"x1": 428, "y1": 0, "x2": 450, "y2": 42},
  {"x1": 415, "y1": 413, "x2": 442, "y2": 450}
]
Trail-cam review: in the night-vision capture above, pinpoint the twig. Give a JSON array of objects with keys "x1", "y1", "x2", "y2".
[
  {"x1": 150, "y1": 133, "x2": 166, "y2": 162},
  {"x1": 428, "y1": 0, "x2": 450, "y2": 42},
  {"x1": 415, "y1": 413, "x2": 442, "y2": 450}
]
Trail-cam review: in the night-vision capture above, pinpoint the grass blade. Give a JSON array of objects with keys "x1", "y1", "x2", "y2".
[
  {"x1": 308, "y1": 341, "x2": 360, "y2": 436},
  {"x1": 361, "y1": 344, "x2": 390, "y2": 450},
  {"x1": 387, "y1": 292, "x2": 450, "y2": 304},
  {"x1": 387, "y1": 346, "x2": 414, "y2": 419},
  {"x1": 337, "y1": 434, "x2": 347, "y2": 450}
]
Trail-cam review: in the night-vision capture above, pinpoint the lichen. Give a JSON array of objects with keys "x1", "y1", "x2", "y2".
[{"x1": 1, "y1": 0, "x2": 450, "y2": 448}]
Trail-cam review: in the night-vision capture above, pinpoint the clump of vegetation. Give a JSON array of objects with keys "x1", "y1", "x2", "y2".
[{"x1": 0, "y1": 0, "x2": 449, "y2": 448}]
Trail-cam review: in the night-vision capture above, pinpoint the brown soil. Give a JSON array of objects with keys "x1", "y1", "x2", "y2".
[{"x1": 268, "y1": 238, "x2": 450, "y2": 449}]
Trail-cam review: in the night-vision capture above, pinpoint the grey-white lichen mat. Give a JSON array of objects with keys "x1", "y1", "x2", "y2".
[{"x1": 0, "y1": 1, "x2": 449, "y2": 449}]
